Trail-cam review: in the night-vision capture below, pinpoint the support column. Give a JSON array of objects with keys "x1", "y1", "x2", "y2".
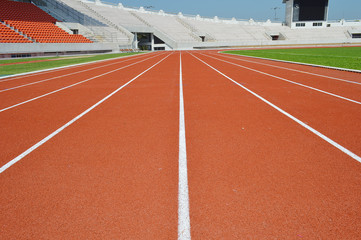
[
  {"x1": 133, "y1": 32, "x2": 138, "y2": 49},
  {"x1": 151, "y1": 33, "x2": 154, "y2": 51}
]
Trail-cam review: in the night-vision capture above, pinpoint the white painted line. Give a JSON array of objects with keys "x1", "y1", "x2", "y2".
[
  {"x1": 0, "y1": 53, "x2": 163, "y2": 113},
  {"x1": 200, "y1": 53, "x2": 361, "y2": 105},
  {"x1": 0, "y1": 52, "x2": 152, "y2": 82},
  {"x1": 222, "y1": 52, "x2": 361, "y2": 74},
  {"x1": 0, "y1": 53, "x2": 172, "y2": 174},
  {"x1": 191, "y1": 53, "x2": 361, "y2": 164},
  {"x1": 249, "y1": 51, "x2": 361, "y2": 59},
  {"x1": 0, "y1": 53, "x2": 164, "y2": 93},
  {"x1": 178, "y1": 52, "x2": 191, "y2": 240},
  {"x1": 215, "y1": 52, "x2": 361, "y2": 86}
]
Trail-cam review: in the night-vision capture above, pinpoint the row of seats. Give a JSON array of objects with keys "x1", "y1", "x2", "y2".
[
  {"x1": 0, "y1": 0, "x2": 57, "y2": 23},
  {"x1": 0, "y1": 0, "x2": 92, "y2": 43},
  {"x1": 0, "y1": 22, "x2": 32, "y2": 43},
  {"x1": 5, "y1": 20, "x2": 92, "y2": 43}
]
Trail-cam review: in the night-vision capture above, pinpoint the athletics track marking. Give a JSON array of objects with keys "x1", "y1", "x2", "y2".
[
  {"x1": 0, "y1": 53, "x2": 172, "y2": 174},
  {"x1": 212, "y1": 52, "x2": 361, "y2": 86},
  {"x1": 191, "y1": 52, "x2": 361, "y2": 164},
  {"x1": 178, "y1": 52, "x2": 191, "y2": 240},
  {"x1": 200, "y1": 53, "x2": 361, "y2": 105},
  {"x1": 0, "y1": 53, "x2": 165, "y2": 113},
  {"x1": 0, "y1": 53, "x2": 161, "y2": 92}
]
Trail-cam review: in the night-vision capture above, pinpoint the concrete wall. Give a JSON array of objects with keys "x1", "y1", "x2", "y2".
[
  {"x1": 0, "y1": 43, "x2": 118, "y2": 54},
  {"x1": 188, "y1": 38, "x2": 361, "y2": 50}
]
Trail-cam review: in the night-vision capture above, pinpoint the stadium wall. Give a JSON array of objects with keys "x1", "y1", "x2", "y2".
[
  {"x1": 187, "y1": 38, "x2": 361, "y2": 50},
  {"x1": 0, "y1": 43, "x2": 118, "y2": 56}
]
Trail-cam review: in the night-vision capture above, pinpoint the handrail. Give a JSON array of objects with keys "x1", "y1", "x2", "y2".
[
  {"x1": 175, "y1": 17, "x2": 204, "y2": 41},
  {"x1": 35, "y1": 0, "x2": 122, "y2": 43},
  {"x1": 44, "y1": 0, "x2": 105, "y2": 26},
  {"x1": 78, "y1": 1, "x2": 134, "y2": 43},
  {"x1": 128, "y1": 11, "x2": 179, "y2": 48}
]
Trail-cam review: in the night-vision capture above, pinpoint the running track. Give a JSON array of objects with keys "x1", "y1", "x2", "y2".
[{"x1": 1, "y1": 51, "x2": 360, "y2": 239}]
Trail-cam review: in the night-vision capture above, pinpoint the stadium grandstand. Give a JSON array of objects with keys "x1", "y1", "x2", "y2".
[
  {"x1": 1, "y1": 1, "x2": 361, "y2": 239},
  {"x1": 0, "y1": 0, "x2": 361, "y2": 56}
]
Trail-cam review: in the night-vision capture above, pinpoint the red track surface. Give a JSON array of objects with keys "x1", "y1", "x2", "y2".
[{"x1": 1, "y1": 51, "x2": 360, "y2": 239}]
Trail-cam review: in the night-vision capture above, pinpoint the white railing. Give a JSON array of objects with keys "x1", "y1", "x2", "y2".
[
  {"x1": 41, "y1": 0, "x2": 105, "y2": 26},
  {"x1": 81, "y1": 0, "x2": 280, "y2": 24},
  {"x1": 37, "y1": 0, "x2": 127, "y2": 43}
]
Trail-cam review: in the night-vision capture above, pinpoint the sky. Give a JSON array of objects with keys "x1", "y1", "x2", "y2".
[{"x1": 103, "y1": 0, "x2": 361, "y2": 21}]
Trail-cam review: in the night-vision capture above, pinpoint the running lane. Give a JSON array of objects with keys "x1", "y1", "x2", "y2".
[
  {"x1": 193, "y1": 52, "x2": 361, "y2": 157},
  {"x1": 0, "y1": 53, "x2": 169, "y2": 167},
  {"x1": 205, "y1": 51, "x2": 361, "y2": 102},
  {"x1": 215, "y1": 51, "x2": 361, "y2": 84},
  {"x1": 182, "y1": 52, "x2": 361, "y2": 239},
  {"x1": 0, "y1": 53, "x2": 180, "y2": 239},
  {"x1": 0, "y1": 52, "x2": 153, "y2": 86},
  {"x1": 0, "y1": 52, "x2": 163, "y2": 109}
]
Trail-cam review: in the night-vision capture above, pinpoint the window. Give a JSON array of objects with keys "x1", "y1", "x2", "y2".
[
  {"x1": 11, "y1": 54, "x2": 31, "y2": 58},
  {"x1": 296, "y1": 23, "x2": 306, "y2": 27},
  {"x1": 271, "y1": 35, "x2": 279, "y2": 41},
  {"x1": 313, "y1": 22, "x2": 323, "y2": 27},
  {"x1": 352, "y1": 33, "x2": 361, "y2": 39},
  {"x1": 154, "y1": 47, "x2": 165, "y2": 51},
  {"x1": 154, "y1": 35, "x2": 164, "y2": 44}
]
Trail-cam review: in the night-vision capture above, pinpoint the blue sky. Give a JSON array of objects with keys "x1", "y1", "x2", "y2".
[{"x1": 104, "y1": 0, "x2": 361, "y2": 21}]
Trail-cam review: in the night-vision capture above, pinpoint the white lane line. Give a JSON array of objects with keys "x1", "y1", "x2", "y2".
[
  {"x1": 190, "y1": 53, "x2": 361, "y2": 164},
  {"x1": 220, "y1": 52, "x2": 361, "y2": 74},
  {"x1": 0, "y1": 53, "x2": 172, "y2": 174},
  {"x1": 200, "y1": 53, "x2": 361, "y2": 105},
  {"x1": 0, "y1": 53, "x2": 162, "y2": 92},
  {"x1": 213, "y1": 52, "x2": 361, "y2": 86},
  {"x1": 0, "y1": 53, "x2": 163, "y2": 113},
  {"x1": 0, "y1": 52, "x2": 153, "y2": 82},
  {"x1": 178, "y1": 52, "x2": 191, "y2": 240},
  {"x1": 249, "y1": 51, "x2": 361, "y2": 59}
]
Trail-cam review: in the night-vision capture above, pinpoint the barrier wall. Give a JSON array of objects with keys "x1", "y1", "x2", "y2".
[{"x1": 0, "y1": 42, "x2": 118, "y2": 54}]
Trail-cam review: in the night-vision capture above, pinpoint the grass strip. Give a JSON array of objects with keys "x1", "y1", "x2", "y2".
[
  {"x1": 0, "y1": 52, "x2": 144, "y2": 75},
  {"x1": 223, "y1": 47, "x2": 361, "y2": 71}
]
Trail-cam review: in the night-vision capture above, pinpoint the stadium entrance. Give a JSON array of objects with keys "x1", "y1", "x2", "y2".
[{"x1": 133, "y1": 32, "x2": 170, "y2": 51}]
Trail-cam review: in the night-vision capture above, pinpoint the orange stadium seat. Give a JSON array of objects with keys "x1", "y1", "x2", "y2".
[
  {"x1": 0, "y1": 22, "x2": 32, "y2": 43},
  {"x1": 0, "y1": 0, "x2": 92, "y2": 43}
]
